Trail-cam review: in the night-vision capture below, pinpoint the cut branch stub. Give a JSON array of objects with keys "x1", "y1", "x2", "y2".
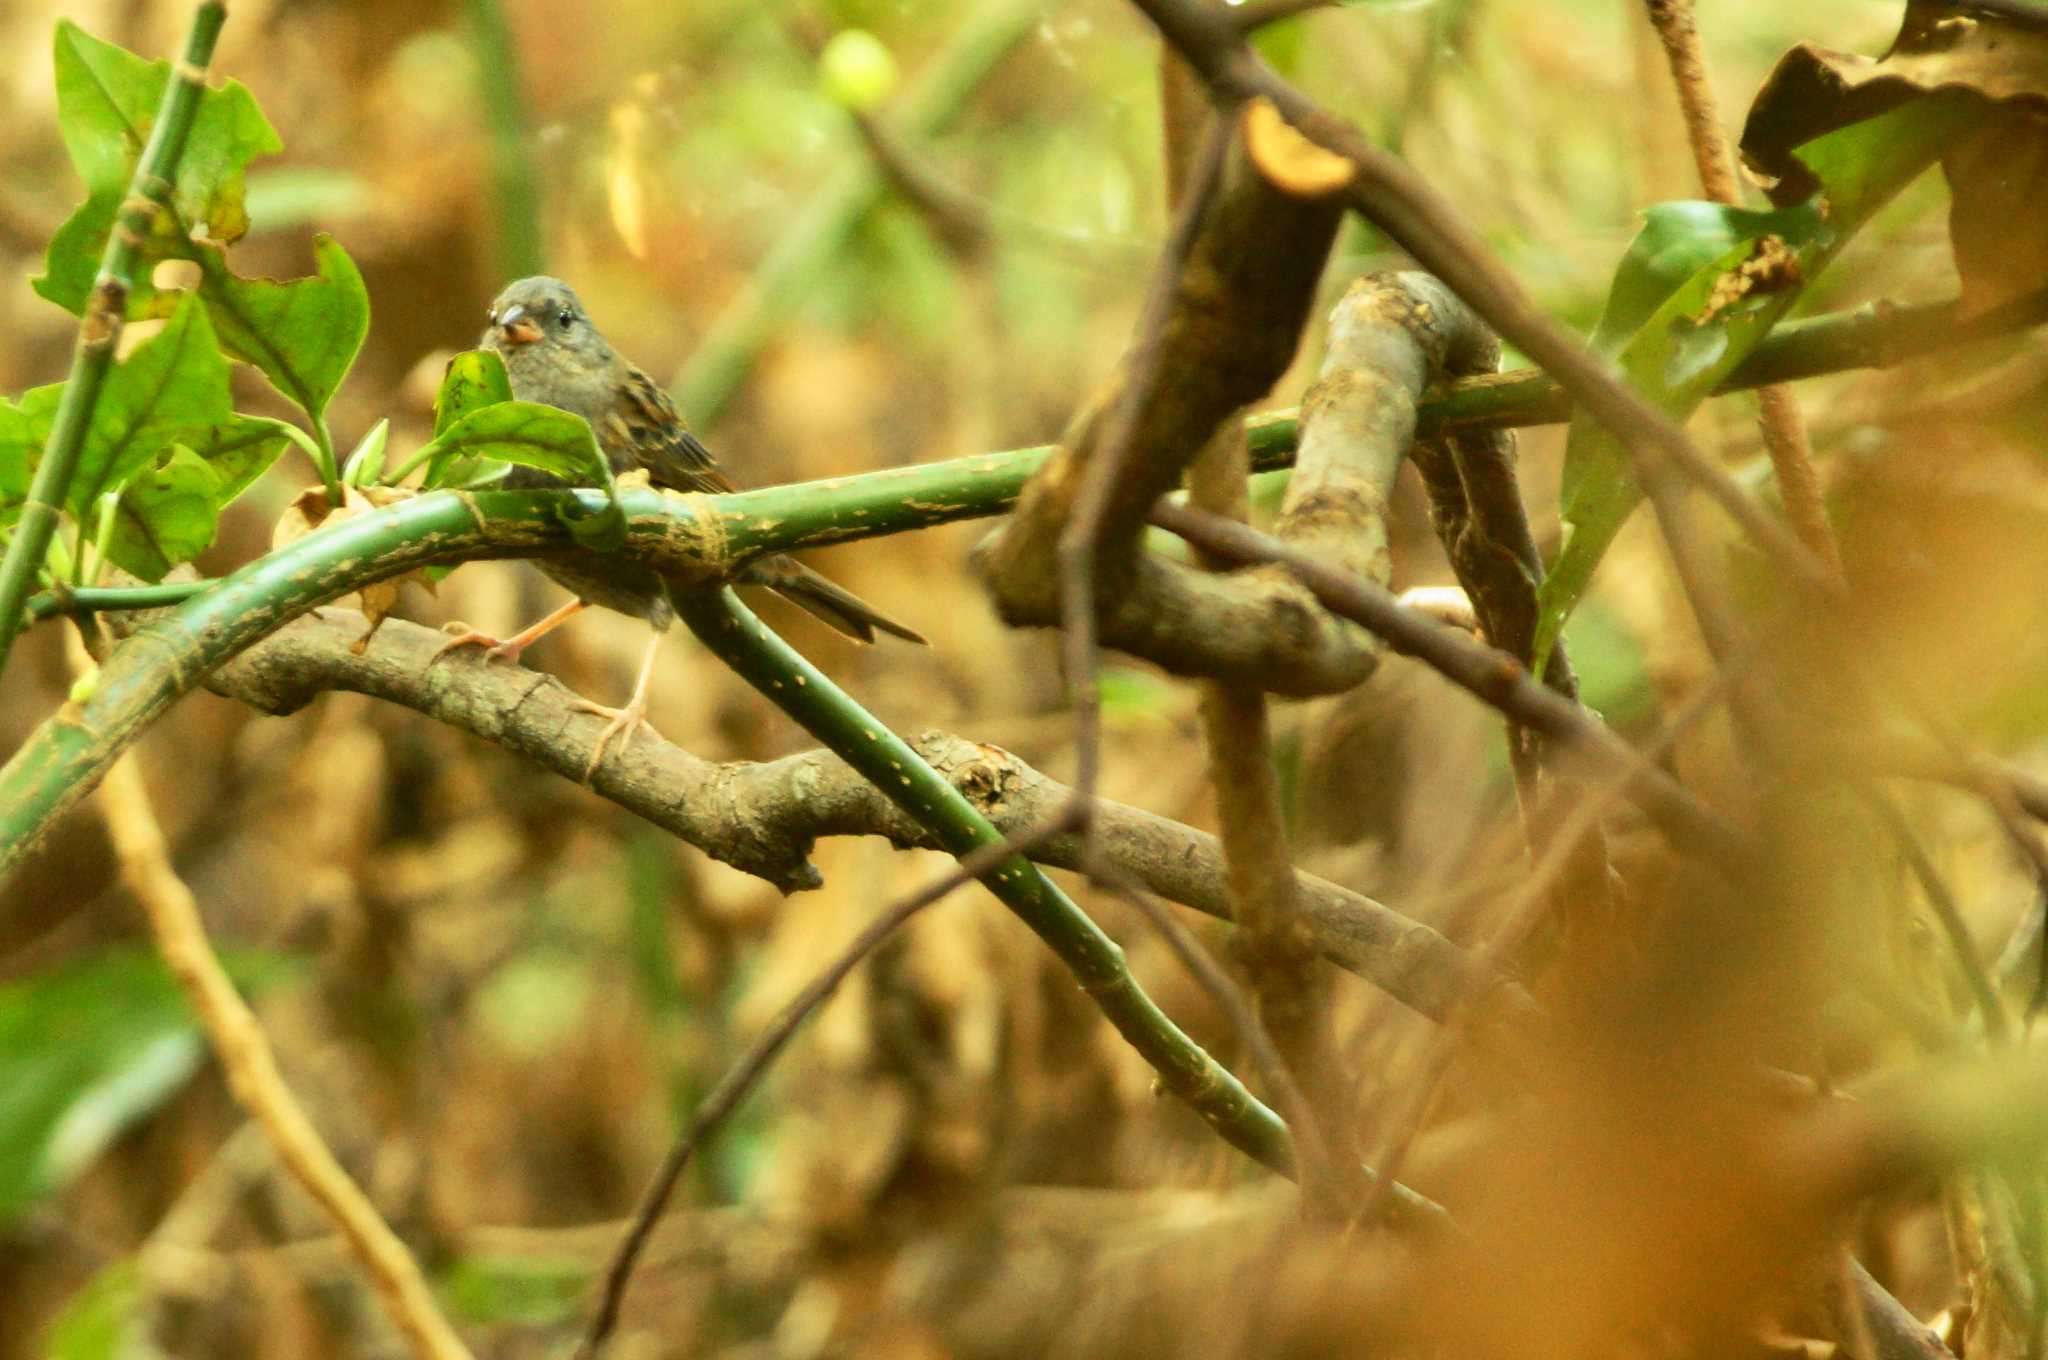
[
  {"x1": 977, "y1": 95, "x2": 1343, "y2": 624},
  {"x1": 985, "y1": 271, "x2": 1499, "y2": 695}
]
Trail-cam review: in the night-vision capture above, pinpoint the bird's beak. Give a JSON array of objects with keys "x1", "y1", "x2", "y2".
[{"x1": 495, "y1": 304, "x2": 542, "y2": 346}]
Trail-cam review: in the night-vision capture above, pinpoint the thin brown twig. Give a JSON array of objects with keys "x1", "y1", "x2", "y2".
[
  {"x1": 1150, "y1": 500, "x2": 1756, "y2": 868},
  {"x1": 73, "y1": 631, "x2": 473, "y2": 1360},
  {"x1": 1166, "y1": 60, "x2": 1343, "y2": 1188},
  {"x1": 1864, "y1": 789, "x2": 2011, "y2": 1043},
  {"x1": 1095, "y1": 865, "x2": 1344, "y2": 1214},
  {"x1": 1409, "y1": 301, "x2": 1618, "y2": 942},
  {"x1": 784, "y1": 13, "x2": 992, "y2": 258},
  {"x1": 1353, "y1": 659, "x2": 1744, "y2": 1226},
  {"x1": 1893, "y1": 688, "x2": 2048, "y2": 1022},
  {"x1": 1055, "y1": 110, "x2": 1233, "y2": 839},
  {"x1": 1188, "y1": 437, "x2": 1344, "y2": 1192},
  {"x1": 574, "y1": 820, "x2": 1075, "y2": 1358},
  {"x1": 1226, "y1": 0, "x2": 1336, "y2": 32},
  {"x1": 1641, "y1": 0, "x2": 1843, "y2": 574}
]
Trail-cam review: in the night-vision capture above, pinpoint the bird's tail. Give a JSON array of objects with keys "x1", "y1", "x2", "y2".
[{"x1": 747, "y1": 555, "x2": 928, "y2": 645}]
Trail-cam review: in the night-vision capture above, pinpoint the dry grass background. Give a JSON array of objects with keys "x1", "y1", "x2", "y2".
[{"x1": 6, "y1": 0, "x2": 2047, "y2": 1356}]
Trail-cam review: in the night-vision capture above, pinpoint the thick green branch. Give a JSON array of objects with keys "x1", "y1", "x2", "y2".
[
  {"x1": 0, "y1": 2, "x2": 228, "y2": 679},
  {"x1": 17, "y1": 282, "x2": 2041, "y2": 628},
  {"x1": 0, "y1": 467, "x2": 1030, "y2": 883}
]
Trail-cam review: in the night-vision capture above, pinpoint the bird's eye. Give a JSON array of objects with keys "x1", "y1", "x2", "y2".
[
  {"x1": 486, "y1": 307, "x2": 498, "y2": 326},
  {"x1": 556, "y1": 309, "x2": 575, "y2": 329}
]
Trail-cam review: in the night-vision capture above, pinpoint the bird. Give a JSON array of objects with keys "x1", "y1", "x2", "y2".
[{"x1": 436, "y1": 276, "x2": 926, "y2": 776}]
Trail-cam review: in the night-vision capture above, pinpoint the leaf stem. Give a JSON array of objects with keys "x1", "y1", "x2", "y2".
[
  {"x1": 0, "y1": 1, "x2": 228, "y2": 678},
  {"x1": 380, "y1": 439, "x2": 440, "y2": 487},
  {"x1": 28, "y1": 579, "x2": 208, "y2": 622},
  {"x1": 311, "y1": 413, "x2": 341, "y2": 505},
  {"x1": 80, "y1": 488, "x2": 121, "y2": 587}
]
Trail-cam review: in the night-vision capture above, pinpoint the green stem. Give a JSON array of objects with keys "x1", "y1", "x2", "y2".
[
  {"x1": 381, "y1": 435, "x2": 441, "y2": 488},
  {"x1": 463, "y1": 0, "x2": 545, "y2": 280},
  {"x1": 674, "y1": 586, "x2": 1295, "y2": 1174},
  {"x1": 80, "y1": 490, "x2": 121, "y2": 587},
  {"x1": 311, "y1": 414, "x2": 342, "y2": 506},
  {"x1": 0, "y1": 470, "x2": 1045, "y2": 882},
  {"x1": 1418, "y1": 285, "x2": 2048, "y2": 439},
  {"x1": 0, "y1": 1, "x2": 228, "y2": 678},
  {"x1": 28, "y1": 581, "x2": 209, "y2": 622},
  {"x1": 676, "y1": 0, "x2": 1039, "y2": 423}
]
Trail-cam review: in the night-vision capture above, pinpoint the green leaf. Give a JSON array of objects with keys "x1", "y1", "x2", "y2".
[
  {"x1": 192, "y1": 414, "x2": 291, "y2": 508},
  {"x1": 37, "y1": 21, "x2": 280, "y2": 315},
  {"x1": 1586, "y1": 201, "x2": 1761, "y2": 356},
  {"x1": 0, "y1": 947, "x2": 291, "y2": 1224},
  {"x1": 414, "y1": 349, "x2": 515, "y2": 489},
  {"x1": 35, "y1": 195, "x2": 130, "y2": 320},
  {"x1": 100, "y1": 414, "x2": 290, "y2": 582},
  {"x1": 50, "y1": 20, "x2": 278, "y2": 238},
  {"x1": 0, "y1": 374, "x2": 279, "y2": 585},
  {"x1": 106, "y1": 445, "x2": 218, "y2": 582},
  {"x1": 1528, "y1": 98, "x2": 1972, "y2": 667},
  {"x1": 1537, "y1": 211, "x2": 1815, "y2": 654},
  {"x1": 422, "y1": 401, "x2": 608, "y2": 484},
  {"x1": 41, "y1": 1261, "x2": 142, "y2": 1360},
  {"x1": 0, "y1": 387, "x2": 61, "y2": 508},
  {"x1": 342, "y1": 418, "x2": 390, "y2": 487},
  {"x1": 67, "y1": 295, "x2": 234, "y2": 520},
  {"x1": 190, "y1": 233, "x2": 369, "y2": 424},
  {"x1": 434, "y1": 350, "x2": 514, "y2": 436},
  {"x1": 420, "y1": 400, "x2": 629, "y2": 551}
]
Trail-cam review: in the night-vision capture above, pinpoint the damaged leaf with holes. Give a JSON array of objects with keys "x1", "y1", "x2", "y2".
[
  {"x1": 1529, "y1": 60, "x2": 1983, "y2": 668},
  {"x1": 34, "y1": 21, "x2": 369, "y2": 435},
  {"x1": 0, "y1": 296, "x2": 288, "y2": 582}
]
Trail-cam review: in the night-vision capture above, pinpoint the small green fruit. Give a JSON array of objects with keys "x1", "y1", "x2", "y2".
[{"x1": 819, "y1": 29, "x2": 898, "y2": 113}]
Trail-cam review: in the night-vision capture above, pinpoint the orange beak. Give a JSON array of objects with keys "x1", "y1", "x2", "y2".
[{"x1": 496, "y1": 304, "x2": 542, "y2": 346}]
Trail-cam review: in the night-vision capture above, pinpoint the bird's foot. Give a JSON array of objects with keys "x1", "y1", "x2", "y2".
[
  {"x1": 433, "y1": 625, "x2": 531, "y2": 665},
  {"x1": 573, "y1": 693, "x2": 659, "y2": 780},
  {"x1": 432, "y1": 600, "x2": 589, "y2": 667}
]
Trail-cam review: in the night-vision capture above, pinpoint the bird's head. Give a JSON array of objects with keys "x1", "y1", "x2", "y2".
[{"x1": 481, "y1": 276, "x2": 613, "y2": 393}]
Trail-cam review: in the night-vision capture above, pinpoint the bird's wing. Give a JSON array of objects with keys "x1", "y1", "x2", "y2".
[{"x1": 608, "y1": 363, "x2": 737, "y2": 496}]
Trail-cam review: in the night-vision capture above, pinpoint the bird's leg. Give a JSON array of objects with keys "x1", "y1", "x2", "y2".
[
  {"x1": 574, "y1": 632, "x2": 664, "y2": 779},
  {"x1": 434, "y1": 598, "x2": 588, "y2": 665}
]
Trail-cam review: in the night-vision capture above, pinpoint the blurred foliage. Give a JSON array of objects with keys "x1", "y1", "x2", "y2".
[
  {"x1": 39, "y1": 1261, "x2": 140, "y2": 1360},
  {"x1": 0, "y1": 948, "x2": 289, "y2": 1225}
]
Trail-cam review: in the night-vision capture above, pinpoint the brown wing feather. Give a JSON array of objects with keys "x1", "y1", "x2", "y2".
[{"x1": 610, "y1": 364, "x2": 736, "y2": 496}]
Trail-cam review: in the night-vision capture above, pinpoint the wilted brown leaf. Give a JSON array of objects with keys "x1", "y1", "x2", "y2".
[
  {"x1": 1742, "y1": 0, "x2": 2048, "y2": 313},
  {"x1": 271, "y1": 482, "x2": 425, "y2": 650}
]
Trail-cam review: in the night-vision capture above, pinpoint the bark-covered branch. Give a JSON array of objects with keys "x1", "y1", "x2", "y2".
[
  {"x1": 1152, "y1": 501, "x2": 1757, "y2": 871},
  {"x1": 191, "y1": 606, "x2": 1514, "y2": 1028},
  {"x1": 976, "y1": 96, "x2": 1343, "y2": 642},
  {"x1": 978, "y1": 270, "x2": 1500, "y2": 693}
]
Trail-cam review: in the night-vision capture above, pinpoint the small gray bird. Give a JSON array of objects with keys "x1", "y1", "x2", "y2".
[{"x1": 438, "y1": 276, "x2": 926, "y2": 774}]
